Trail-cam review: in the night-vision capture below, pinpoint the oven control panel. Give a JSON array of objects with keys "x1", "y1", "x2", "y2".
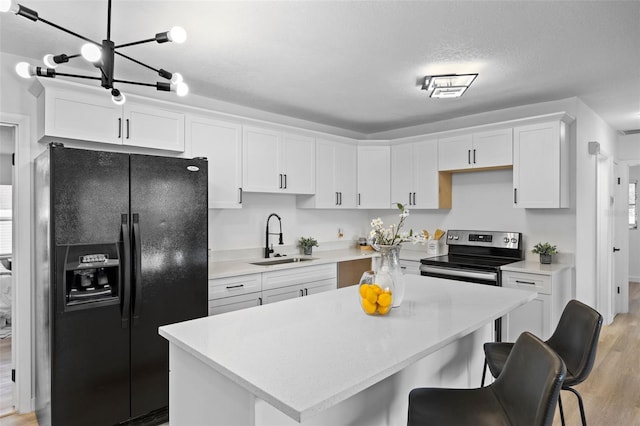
[{"x1": 447, "y1": 230, "x2": 521, "y2": 249}]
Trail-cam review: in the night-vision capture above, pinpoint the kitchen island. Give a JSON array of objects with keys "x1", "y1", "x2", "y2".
[{"x1": 159, "y1": 275, "x2": 536, "y2": 425}]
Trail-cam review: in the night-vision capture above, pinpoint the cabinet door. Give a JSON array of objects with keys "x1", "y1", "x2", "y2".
[
  {"x1": 188, "y1": 116, "x2": 242, "y2": 208},
  {"x1": 412, "y1": 140, "x2": 439, "y2": 209},
  {"x1": 123, "y1": 99, "x2": 185, "y2": 151},
  {"x1": 208, "y1": 293, "x2": 262, "y2": 315},
  {"x1": 281, "y1": 133, "x2": 315, "y2": 194},
  {"x1": 262, "y1": 284, "x2": 305, "y2": 304},
  {"x1": 437, "y1": 134, "x2": 472, "y2": 171},
  {"x1": 334, "y1": 142, "x2": 357, "y2": 208},
  {"x1": 242, "y1": 126, "x2": 281, "y2": 192},
  {"x1": 357, "y1": 145, "x2": 391, "y2": 209},
  {"x1": 304, "y1": 279, "x2": 337, "y2": 296},
  {"x1": 391, "y1": 144, "x2": 414, "y2": 206},
  {"x1": 42, "y1": 86, "x2": 122, "y2": 145},
  {"x1": 513, "y1": 121, "x2": 562, "y2": 208},
  {"x1": 472, "y1": 128, "x2": 513, "y2": 168},
  {"x1": 502, "y1": 295, "x2": 551, "y2": 341},
  {"x1": 312, "y1": 139, "x2": 338, "y2": 207}
]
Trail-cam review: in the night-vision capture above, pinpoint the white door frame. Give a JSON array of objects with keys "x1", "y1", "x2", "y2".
[
  {"x1": 596, "y1": 154, "x2": 614, "y2": 324},
  {"x1": 613, "y1": 162, "x2": 629, "y2": 315},
  {"x1": 0, "y1": 112, "x2": 33, "y2": 413}
]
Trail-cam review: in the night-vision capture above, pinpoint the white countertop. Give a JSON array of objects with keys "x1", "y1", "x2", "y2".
[
  {"x1": 159, "y1": 275, "x2": 536, "y2": 422},
  {"x1": 208, "y1": 246, "x2": 432, "y2": 279},
  {"x1": 501, "y1": 260, "x2": 573, "y2": 276}
]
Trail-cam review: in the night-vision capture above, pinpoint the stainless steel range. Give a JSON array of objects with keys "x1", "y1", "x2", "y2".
[{"x1": 420, "y1": 230, "x2": 523, "y2": 341}]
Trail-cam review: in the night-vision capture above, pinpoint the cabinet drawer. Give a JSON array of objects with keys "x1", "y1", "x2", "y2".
[
  {"x1": 502, "y1": 271, "x2": 551, "y2": 295},
  {"x1": 208, "y1": 292, "x2": 262, "y2": 316},
  {"x1": 209, "y1": 273, "x2": 262, "y2": 299},
  {"x1": 262, "y1": 263, "x2": 337, "y2": 291}
]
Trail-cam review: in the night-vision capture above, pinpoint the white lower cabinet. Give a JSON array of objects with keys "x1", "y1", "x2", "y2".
[
  {"x1": 501, "y1": 266, "x2": 572, "y2": 341},
  {"x1": 262, "y1": 263, "x2": 337, "y2": 305},
  {"x1": 208, "y1": 264, "x2": 337, "y2": 315}
]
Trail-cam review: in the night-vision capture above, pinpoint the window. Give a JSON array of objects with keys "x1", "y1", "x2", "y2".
[{"x1": 630, "y1": 181, "x2": 638, "y2": 230}]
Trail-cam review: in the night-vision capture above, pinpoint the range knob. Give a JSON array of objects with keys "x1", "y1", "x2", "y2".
[
  {"x1": 448, "y1": 234, "x2": 454, "y2": 240},
  {"x1": 503, "y1": 237, "x2": 510, "y2": 244},
  {"x1": 511, "y1": 238, "x2": 518, "y2": 243},
  {"x1": 453, "y1": 235, "x2": 459, "y2": 240}
]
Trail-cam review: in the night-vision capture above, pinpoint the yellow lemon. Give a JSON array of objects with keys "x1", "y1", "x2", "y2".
[
  {"x1": 377, "y1": 293, "x2": 392, "y2": 308},
  {"x1": 359, "y1": 284, "x2": 368, "y2": 299},
  {"x1": 362, "y1": 298, "x2": 377, "y2": 314},
  {"x1": 377, "y1": 304, "x2": 391, "y2": 315},
  {"x1": 371, "y1": 284, "x2": 382, "y2": 295},
  {"x1": 365, "y1": 287, "x2": 378, "y2": 304}
]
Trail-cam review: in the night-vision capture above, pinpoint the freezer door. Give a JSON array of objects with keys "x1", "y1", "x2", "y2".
[
  {"x1": 129, "y1": 154, "x2": 208, "y2": 417},
  {"x1": 49, "y1": 147, "x2": 131, "y2": 426}
]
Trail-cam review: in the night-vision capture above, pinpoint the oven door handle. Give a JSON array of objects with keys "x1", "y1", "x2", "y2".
[{"x1": 420, "y1": 265, "x2": 497, "y2": 282}]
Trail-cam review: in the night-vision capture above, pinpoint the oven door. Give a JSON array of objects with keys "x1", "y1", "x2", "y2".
[
  {"x1": 419, "y1": 264, "x2": 502, "y2": 341},
  {"x1": 419, "y1": 265, "x2": 498, "y2": 286}
]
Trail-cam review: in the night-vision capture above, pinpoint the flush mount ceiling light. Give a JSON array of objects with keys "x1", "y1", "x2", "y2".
[
  {"x1": 422, "y1": 74, "x2": 478, "y2": 99},
  {"x1": 0, "y1": 0, "x2": 188, "y2": 104}
]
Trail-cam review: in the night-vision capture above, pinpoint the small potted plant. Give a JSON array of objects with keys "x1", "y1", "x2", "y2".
[
  {"x1": 298, "y1": 236, "x2": 318, "y2": 256},
  {"x1": 532, "y1": 242, "x2": 557, "y2": 264}
]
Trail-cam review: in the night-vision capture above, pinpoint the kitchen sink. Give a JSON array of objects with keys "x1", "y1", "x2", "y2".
[{"x1": 250, "y1": 257, "x2": 314, "y2": 266}]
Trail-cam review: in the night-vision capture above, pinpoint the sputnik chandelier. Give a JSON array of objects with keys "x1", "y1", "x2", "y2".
[{"x1": 0, "y1": 0, "x2": 188, "y2": 105}]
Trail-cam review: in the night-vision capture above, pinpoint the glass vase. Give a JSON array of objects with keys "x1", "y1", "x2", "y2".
[
  {"x1": 375, "y1": 244, "x2": 406, "y2": 308},
  {"x1": 358, "y1": 270, "x2": 393, "y2": 316}
]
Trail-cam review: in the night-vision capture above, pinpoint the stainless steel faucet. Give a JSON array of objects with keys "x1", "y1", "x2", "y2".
[{"x1": 265, "y1": 213, "x2": 283, "y2": 258}]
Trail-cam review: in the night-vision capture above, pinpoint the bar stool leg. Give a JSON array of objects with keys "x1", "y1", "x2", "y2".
[
  {"x1": 565, "y1": 386, "x2": 587, "y2": 426},
  {"x1": 558, "y1": 393, "x2": 566, "y2": 426},
  {"x1": 481, "y1": 359, "x2": 488, "y2": 387}
]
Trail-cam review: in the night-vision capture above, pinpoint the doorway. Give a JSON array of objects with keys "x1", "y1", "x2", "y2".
[
  {"x1": 0, "y1": 113, "x2": 32, "y2": 414},
  {"x1": 0, "y1": 125, "x2": 14, "y2": 415}
]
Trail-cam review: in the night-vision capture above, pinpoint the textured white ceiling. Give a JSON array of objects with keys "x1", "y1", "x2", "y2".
[{"x1": 1, "y1": 1, "x2": 639, "y2": 137}]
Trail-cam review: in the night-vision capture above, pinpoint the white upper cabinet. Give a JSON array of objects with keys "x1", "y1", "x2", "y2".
[
  {"x1": 188, "y1": 116, "x2": 243, "y2": 209},
  {"x1": 438, "y1": 128, "x2": 512, "y2": 171},
  {"x1": 242, "y1": 126, "x2": 315, "y2": 194},
  {"x1": 298, "y1": 139, "x2": 357, "y2": 208},
  {"x1": 32, "y1": 79, "x2": 185, "y2": 151},
  {"x1": 357, "y1": 145, "x2": 391, "y2": 209},
  {"x1": 122, "y1": 97, "x2": 185, "y2": 151},
  {"x1": 513, "y1": 119, "x2": 570, "y2": 208},
  {"x1": 391, "y1": 139, "x2": 439, "y2": 209}
]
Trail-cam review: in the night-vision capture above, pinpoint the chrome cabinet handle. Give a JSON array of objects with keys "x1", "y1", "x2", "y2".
[
  {"x1": 515, "y1": 280, "x2": 536, "y2": 285},
  {"x1": 238, "y1": 187, "x2": 243, "y2": 204},
  {"x1": 473, "y1": 149, "x2": 476, "y2": 164},
  {"x1": 126, "y1": 118, "x2": 130, "y2": 139},
  {"x1": 118, "y1": 118, "x2": 122, "y2": 139}
]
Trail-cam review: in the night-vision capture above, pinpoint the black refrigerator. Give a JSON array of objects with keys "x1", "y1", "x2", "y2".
[{"x1": 34, "y1": 143, "x2": 208, "y2": 426}]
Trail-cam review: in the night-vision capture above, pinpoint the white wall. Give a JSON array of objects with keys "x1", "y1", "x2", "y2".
[
  {"x1": 208, "y1": 193, "x2": 369, "y2": 254},
  {"x1": 372, "y1": 169, "x2": 576, "y2": 259},
  {"x1": 574, "y1": 99, "x2": 618, "y2": 311}
]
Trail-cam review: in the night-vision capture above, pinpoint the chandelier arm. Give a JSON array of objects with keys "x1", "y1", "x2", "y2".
[
  {"x1": 54, "y1": 72, "x2": 102, "y2": 81},
  {"x1": 112, "y1": 79, "x2": 157, "y2": 88},
  {"x1": 36, "y1": 17, "x2": 101, "y2": 46},
  {"x1": 114, "y1": 38, "x2": 157, "y2": 49},
  {"x1": 114, "y1": 51, "x2": 160, "y2": 74}
]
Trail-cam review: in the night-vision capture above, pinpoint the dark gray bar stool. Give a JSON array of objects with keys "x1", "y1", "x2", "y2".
[
  {"x1": 482, "y1": 299, "x2": 603, "y2": 426},
  {"x1": 408, "y1": 332, "x2": 566, "y2": 426}
]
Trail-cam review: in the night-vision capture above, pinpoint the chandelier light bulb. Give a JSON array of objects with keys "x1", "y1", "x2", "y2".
[
  {"x1": 81, "y1": 43, "x2": 102, "y2": 63},
  {"x1": 43, "y1": 54, "x2": 58, "y2": 68},
  {"x1": 176, "y1": 82, "x2": 189, "y2": 97},
  {"x1": 0, "y1": 0, "x2": 18, "y2": 13},
  {"x1": 170, "y1": 72, "x2": 183, "y2": 85},
  {"x1": 168, "y1": 26, "x2": 187, "y2": 44},
  {"x1": 111, "y1": 89, "x2": 126, "y2": 105},
  {"x1": 15, "y1": 62, "x2": 34, "y2": 79}
]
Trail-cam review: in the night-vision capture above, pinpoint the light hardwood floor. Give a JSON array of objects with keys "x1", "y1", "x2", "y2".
[{"x1": 1, "y1": 283, "x2": 639, "y2": 426}]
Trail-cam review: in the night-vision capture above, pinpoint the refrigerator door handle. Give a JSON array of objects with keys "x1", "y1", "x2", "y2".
[
  {"x1": 132, "y1": 213, "x2": 142, "y2": 325},
  {"x1": 121, "y1": 214, "x2": 131, "y2": 328}
]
